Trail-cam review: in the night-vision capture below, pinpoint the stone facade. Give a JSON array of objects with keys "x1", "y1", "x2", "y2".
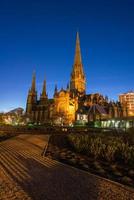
[{"x1": 26, "y1": 76, "x2": 50, "y2": 124}]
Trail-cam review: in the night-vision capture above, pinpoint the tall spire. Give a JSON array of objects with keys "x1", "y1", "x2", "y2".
[
  {"x1": 41, "y1": 79, "x2": 47, "y2": 97},
  {"x1": 40, "y1": 77, "x2": 48, "y2": 104},
  {"x1": 54, "y1": 84, "x2": 58, "y2": 97},
  {"x1": 70, "y1": 32, "x2": 86, "y2": 94},
  {"x1": 66, "y1": 83, "x2": 69, "y2": 91},
  {"x1": 74, "y1": 32, "x2": 82, "y2": 66},
  {"x1": 26, "y1": 71, "x2": 37, "y2": 115},
  {"x1": 54, "y1": 84, "x2": 58, "y2": 94},
  {"x1": 31, "y1": 71, "x2": 36, "y2": 92}
]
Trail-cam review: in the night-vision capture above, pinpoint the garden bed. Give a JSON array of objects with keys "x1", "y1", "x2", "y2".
[
  {"x1": 0, "y1": 131, "x2": 16, "y2": 142},
  {"x1": 45, "y1": 133, "x2": 134, "y2": 188}
]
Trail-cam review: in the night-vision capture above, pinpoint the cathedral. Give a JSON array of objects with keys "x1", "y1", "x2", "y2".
[{"x1": 26, "y1": 32, "x2": 128, "y2": 125}]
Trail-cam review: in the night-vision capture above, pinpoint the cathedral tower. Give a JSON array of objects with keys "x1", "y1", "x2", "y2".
[
  {"x1": 70, "y1": 32, "x2": 86, "y2": 94},
  {"x1": 26, "y1": 72, "x2": 37, "y2": 114},
  {"x1": 40, "y1": 78, "x2": 48, "y2": 104}
]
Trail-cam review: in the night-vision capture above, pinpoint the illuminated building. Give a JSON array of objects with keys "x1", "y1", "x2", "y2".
[
  {"x1": 119, "y1": 92, "x2": 134, "y2": 116},
  {"x1": 76, "y1": 95, "x2": 127, "y2": 125},
  {"x1": 26, "y1": 32, "x2": 83, "y2": 124},
  {"x1": 26, "y1": 32, "x2": 128, "y2": 125}
]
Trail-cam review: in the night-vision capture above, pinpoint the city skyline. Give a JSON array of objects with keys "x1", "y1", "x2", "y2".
[{"x1": 0, "y1": 0, "x2": 134, "y2": 112}]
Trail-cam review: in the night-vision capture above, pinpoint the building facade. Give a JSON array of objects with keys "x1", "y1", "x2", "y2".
[
  {"x1": 119, "y1": 92, "x2": 134, "y2": 116},
  {"x1": 26, "y1": 32, "x2": 128, "y2": 125}
]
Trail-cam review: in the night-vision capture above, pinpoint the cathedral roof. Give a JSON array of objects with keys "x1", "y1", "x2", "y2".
[
  {"x1": 77, "y1": 106, "x2": 90, "y2": 114},
  {"x1": 88, "y1": 104, "x2": 107, "y2": 115},
  {"x1": 77, "y1": 104, "x2": 108, "y2": 115}
]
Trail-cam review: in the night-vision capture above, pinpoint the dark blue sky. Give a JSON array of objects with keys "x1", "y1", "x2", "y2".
[{"x1": 0, "y1": 0, "x2": 134, "y2": 111}]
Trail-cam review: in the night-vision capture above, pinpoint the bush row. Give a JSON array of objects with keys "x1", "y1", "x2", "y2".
[{"x1": 68, "y1": 133, "x2": 134, "y2": 166}]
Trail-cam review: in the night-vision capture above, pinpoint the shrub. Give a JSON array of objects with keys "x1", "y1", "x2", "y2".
[{"x1": 68, "y1": 133, "x2": 134, "y2": 166}]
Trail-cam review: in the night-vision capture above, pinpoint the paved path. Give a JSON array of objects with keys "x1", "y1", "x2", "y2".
[{"x1": 0, "y1": 135, "x2": 134, "y2": 200}]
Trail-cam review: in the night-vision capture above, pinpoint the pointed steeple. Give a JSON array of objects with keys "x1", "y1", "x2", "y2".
[
  {"x1": 66, "y1": 83, "x2": 69, "y2": 91},
  {"x1": 70, "y1": 32, "x2": 86, "y2": 94},
  {"x1": 40, "y1": 77, "x2": 48, "y2": 105},
  {"x1": 26, "y1": 71, "x2": 37, "y2": 114},
  {"x1": 41, "y1": 79, "x2": 47, "y2": 97},
  {"x1": 54, "y1": 84, "x2": 58, "y2": 94},
  {"x1": 74, "y1": 32, "x2": 82, "y2": 66},
  {"x1": 31, "y1": 71, "x2": 36, "y2": 92},
  {"x1": 54, "y1": 84, "x2": 58, "y2": 97}
]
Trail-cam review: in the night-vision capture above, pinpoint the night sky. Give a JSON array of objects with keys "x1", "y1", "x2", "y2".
[{"x1": 0, "y1": 0, "x2": 134, "y2": 112}]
